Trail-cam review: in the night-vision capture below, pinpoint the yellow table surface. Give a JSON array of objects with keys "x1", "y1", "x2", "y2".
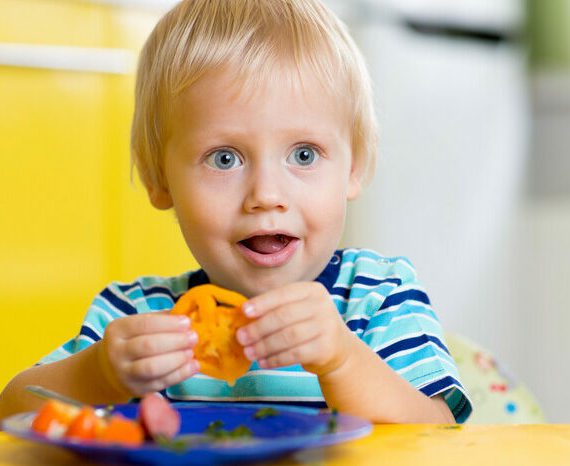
[{"x1": 1, "y1": 424, "x2": 570, "y2": 466}]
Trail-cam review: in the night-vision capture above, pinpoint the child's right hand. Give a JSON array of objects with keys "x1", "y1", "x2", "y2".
[{"x1": 97, "y1": 312, "x2": 200, "y2": 397}]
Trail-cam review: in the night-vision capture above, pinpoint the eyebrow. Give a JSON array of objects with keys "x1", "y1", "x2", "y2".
[{"x1": 191, "y1": 125, "x2": 343, "y2": 144}]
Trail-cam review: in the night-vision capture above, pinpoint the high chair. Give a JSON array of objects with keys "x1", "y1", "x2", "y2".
[{"x1": 445, "y1": 333, "x2": 545, "y2": 423}]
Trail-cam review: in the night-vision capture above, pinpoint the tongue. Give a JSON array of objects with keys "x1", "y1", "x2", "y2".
[{"x1": 242, "y1": 235, "x2": 291, "y2": 254}]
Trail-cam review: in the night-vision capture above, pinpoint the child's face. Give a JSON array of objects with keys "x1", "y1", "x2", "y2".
[{"x1": 152, "y1": 67, "x2": 361, "y2": 297}]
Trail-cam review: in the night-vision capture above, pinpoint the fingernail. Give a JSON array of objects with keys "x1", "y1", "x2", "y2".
[
  {"x1": 236, "y1": 328, "x2": 249, "y2": 345},
  {"x1": 258, "y1": 359, "x2": 268, "y2": 369},
  {"x1": 187, "y1": 331, "x2": 198, "y2": 344},
  {"x1": 178, "y1": 316, "x2": 190, "y2": 328},
  {"x1": 243, "y1": 302, "x2": 256, "y2": 318},
  {"x1": 244, "y1": 346, "x2": 256, "y2": 361}
]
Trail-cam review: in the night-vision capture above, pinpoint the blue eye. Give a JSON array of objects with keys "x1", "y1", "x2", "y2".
[
  {"x1": 288, "y1": 146, "x2": 319, "y2": 167},
  {"x1": 206, "y1": 150, "x2": 242, "y2": 170}
]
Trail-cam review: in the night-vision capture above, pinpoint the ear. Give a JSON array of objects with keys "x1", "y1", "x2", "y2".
[
  {"x1": 347, "y1": 158, "x2": 363, "y2": 200},
  {"x1": 147, "y1": 183, "x2": 173, "y2": 210}
]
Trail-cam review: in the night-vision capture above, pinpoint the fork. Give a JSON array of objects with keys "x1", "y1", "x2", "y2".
[{"x1": 25, "y1": 385, "x2": 112, "y2": 418}]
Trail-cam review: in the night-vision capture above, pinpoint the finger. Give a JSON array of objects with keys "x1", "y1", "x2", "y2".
[
  {"x1": 119, "y1": 312, "x2": 191, "y2": 338},
  {"x1": 244, "y1": 319, "x2": 319, "y2": 361},
  {"x1": 143, "y1": 360, "x2": 201, "y2": 394},
  {"x1": 257, "y1": 337, "x2": 323, "y2": 369},
  {"x1": 127, "y1": 349, "x2": 195, "y2": 381},
  {"x1": 130, "y1": 359, "x2": 201, "y2": 395},
  {"x1": 126, "y1": 331, "x2": 198, "y2": 359},
  {"x1": 237, "y1": 301, "x2": 310, "y2": 346},
  {"x1": 243, "y1": 282, "x2": 322, "y2": 318}
]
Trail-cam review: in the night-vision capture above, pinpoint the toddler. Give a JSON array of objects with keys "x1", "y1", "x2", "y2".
[{"x1": 0, "y1": 0, "x2": 471, "y2": 423}]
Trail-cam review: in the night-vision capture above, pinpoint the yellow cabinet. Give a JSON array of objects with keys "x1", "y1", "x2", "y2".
[{"x1": 0, "y1": 0, "x2": 196, "y2": 389}]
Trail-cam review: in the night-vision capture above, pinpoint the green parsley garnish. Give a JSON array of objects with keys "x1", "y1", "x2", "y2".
[
  {"x1": 253, "y1": 407, "x2": 279, "y2": 419},
  {"x1": 229, "y1": 425, "x2": 254, "y2": 438},
  {"x1": 327, "y1": 408, "x2": 339, "y2": 433},
  {"x1": 205, "y1": 420, "x2": 225, "y2": 434},
  {"x1": 204, "y1": 420, "x2": 253, "y2": 441},
  {"x1": 154, "y1": 434, "x2": 192, "y2": 452}
]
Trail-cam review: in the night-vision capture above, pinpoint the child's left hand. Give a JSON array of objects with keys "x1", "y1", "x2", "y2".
[{"x1": 236, "y1": 282, "x2": 353, "y2": 376}]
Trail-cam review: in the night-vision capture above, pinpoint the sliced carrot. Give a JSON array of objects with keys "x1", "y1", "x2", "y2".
[
  {"x1": 31, "y1": 400, "x2": 80, "y2": 437},
  {"x1": 98, "y1": 414, "x2": 144, "y2": 447},
  {"x1": 65, "y1": 407, "x2": 100, "y2": 441}
]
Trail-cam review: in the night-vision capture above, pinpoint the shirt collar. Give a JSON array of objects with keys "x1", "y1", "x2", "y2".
[{"x1": 187, "y1": 249, "x2": 343, "y2": 296}]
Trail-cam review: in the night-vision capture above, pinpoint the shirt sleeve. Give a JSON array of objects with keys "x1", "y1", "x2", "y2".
[
  {"x1": 36, "y1": 273, "x2": 193, "y2": 366},
  {"x1": 36, "y1": 282, "x2": 140, "y2": 365},
  {"x1": 360, "y1": 257, "x2": 473, "y2": 423}
]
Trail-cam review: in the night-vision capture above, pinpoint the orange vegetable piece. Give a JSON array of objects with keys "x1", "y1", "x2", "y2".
[
  {"x1": 65, "y1": 407, "x2": 102, "y2": 441},
  {"x1": 31, "y1": 400, "x2": 144, "y2": 447},
  {"x1": 98, "y1": 414, "x2": 144, "y2": 447},
  {"x1": 31, "y1": 400, "x2": 80, "y2": 437},
  {"x1": 171, "y1": 284, "x2": 251, "y2": 386}
]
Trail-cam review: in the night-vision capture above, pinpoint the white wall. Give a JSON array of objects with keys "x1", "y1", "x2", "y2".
[
  {"x1": 343, "y1": 17, "x2": 529, "y2": 356},
  {"x1": 515, "y1": 198, "x2": 570, "y2": 423},
  {"x1": 515, "y1": 75, "x2": 570, "y2": 422},
  {"x1": 328, "y1": 3, "x2": 570, "y2": 421}
]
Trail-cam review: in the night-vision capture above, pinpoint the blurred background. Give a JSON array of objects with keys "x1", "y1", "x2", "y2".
[{"x1": 0, "y1": 0, "x2": 569, "y2": 422}]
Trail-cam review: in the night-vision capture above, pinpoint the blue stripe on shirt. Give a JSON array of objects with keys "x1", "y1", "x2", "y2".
[
  {"x1": 80, "y1": 325, "x2": 102, "y2": 342},
  {"x1": 331, "y1": 278, "x2": 401, "y2": 300},
  {"x1": 141, "y1": 286, "x2": 178, "y2": 302},
  {"x1": 377, "y1": 334, "x2": 449, "y2": 359},
  {"x1": 163, "y1": 397, "x2": 327, "y2": 409},
  {"x1": 347, "y1": 318, "x2": 370, "y2": 332},
  {"x1": 334, "y1": 276, "x2": 402, "y2": 289},
  {"x1": 314, "y1": 250, "x2": 342, "y2": 293},
  {"x1": 419, "y1": 375, "x2": 463, "y2": 397},
  {"x1": 185, "y1": 269, "x2": 210, "y2": 295},
  {"x1": 100, "y1": 288, "x2": 137, "y2": 315},
  {"x1": 380, "y1": 289, "x2": 431, "y2": 309}
]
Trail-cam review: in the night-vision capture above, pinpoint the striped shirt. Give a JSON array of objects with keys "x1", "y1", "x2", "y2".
[{"x1": 38, "y1": 248, "x2": 472, "y2": 423}]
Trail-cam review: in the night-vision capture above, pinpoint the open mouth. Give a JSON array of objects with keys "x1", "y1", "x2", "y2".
[
  {"x1": 238, "y1": 234, "x2": 295, "y2": 255},
  {"x1": 237, "y1": 233, "x2": 300, "y2": 267}
]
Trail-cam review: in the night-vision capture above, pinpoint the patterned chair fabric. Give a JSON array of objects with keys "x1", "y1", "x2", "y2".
[{"x1": 445, "y1": 333, "x2": 545, "y2": 423}]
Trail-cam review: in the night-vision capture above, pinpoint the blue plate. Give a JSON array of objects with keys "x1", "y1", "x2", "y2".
[{"x1": 2, "y1": 402, "x2": 371, "y2": 465}]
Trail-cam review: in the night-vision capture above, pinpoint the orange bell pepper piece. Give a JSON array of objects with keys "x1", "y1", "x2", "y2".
[{"x1": 171, "y1": 284, "x2": 251, "y2": 386}]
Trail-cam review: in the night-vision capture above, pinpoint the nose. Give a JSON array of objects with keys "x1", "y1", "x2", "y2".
[{"x1": 242, "y1": 164, "x2": 288, "y2": 213}]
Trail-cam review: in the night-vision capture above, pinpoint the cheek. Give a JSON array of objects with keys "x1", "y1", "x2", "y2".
[
  {"x1": 171, "y1": 194, "x2": 226, "y2": 241},
  {"x1": 315, "y1": 164, "x2": 351, "y2": 203},
  {"x1": 303, "y1": 177, "x2": 348, "y2": 230},
  {"x1": 169, "y1": 173, "x2": 232, "y2": 222}
]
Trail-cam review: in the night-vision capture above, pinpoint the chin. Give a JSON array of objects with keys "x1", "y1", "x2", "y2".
[
  {"x1": 236, "y1": 281, "x2": 282, "y2": 298},
  {"x1": 231, "y1": 273, "x2": 295, "y2": 298}
]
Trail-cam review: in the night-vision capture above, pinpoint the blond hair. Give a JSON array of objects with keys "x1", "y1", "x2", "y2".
[{"x1": 131, "y1": 0, "x2": 377, "y2": 192}]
